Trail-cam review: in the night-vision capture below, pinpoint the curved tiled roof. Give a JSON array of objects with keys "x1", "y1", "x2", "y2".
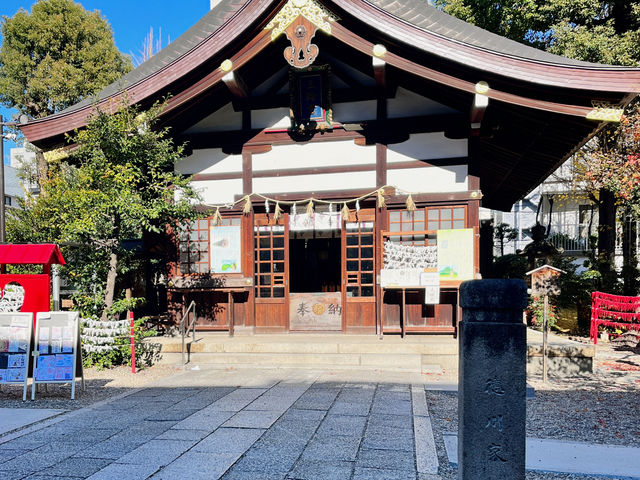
[
  {"x1": 59, "y1": 0, "x2": 249, "y2": 114},
  {"x1": 66, "y1": 0, "x2": 629, "y2": 114},
  {"x1": 22, "y1": 0, "x2": 640, "y2": 145},
  {"x1": 363, "y1": 0, "x2": 606, "y2": 68}
]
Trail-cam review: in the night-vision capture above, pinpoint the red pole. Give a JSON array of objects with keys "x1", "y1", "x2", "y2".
[{"x1": 129, "y1": 310, "x2": 136, "y2": 374}]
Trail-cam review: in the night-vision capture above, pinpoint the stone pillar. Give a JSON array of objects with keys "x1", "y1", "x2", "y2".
[{"x1": 458, "y1": 279, "x2": 527, "y2": 480}]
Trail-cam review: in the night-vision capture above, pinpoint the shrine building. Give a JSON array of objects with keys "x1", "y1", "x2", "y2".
[{"x1": 21, "y1": 0, "x2": 640, "y2": 335}]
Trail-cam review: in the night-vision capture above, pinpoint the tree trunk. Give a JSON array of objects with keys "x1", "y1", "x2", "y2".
[
  {"x1": 597, "y1": 188, "x2": 617, "y2": 289},
  {"x1": 613, "y1": 0, "x2": 632, "y2": 34},
  {"x1": 101, "y1": 248, "x2": 118, "y2": 320},
  {"x1": 34, "y1": 147, "x2": 48, "y2": 191}
]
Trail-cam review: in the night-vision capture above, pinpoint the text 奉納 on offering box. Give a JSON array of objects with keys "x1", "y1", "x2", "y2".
[
  {"x1": 32, "y1": 311, "x2": 84, "y2": 400},
  {"x1": 0, "y1": 312, "x2": 33, "y2": 401}
]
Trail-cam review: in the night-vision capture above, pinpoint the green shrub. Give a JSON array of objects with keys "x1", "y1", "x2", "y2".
[
  {"x1": 492, "y1": 254, "x2": 528, "y2": 279},
  {"x1": 526, "y1": 296, "x2": 558, "y2": 331}
]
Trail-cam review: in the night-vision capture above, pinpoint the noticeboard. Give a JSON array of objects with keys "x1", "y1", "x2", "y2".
[
  {"x1": 32, "y1": 311, "x2": 84, "y2": 400},
  {"x1": 437, "y1": 228, "x2": 475, "y2": 281},
  {"x1": 0, "y1": 312, "x2": 33, "y2": 401},
  {"x1": 210, "y1": 225, "x2": 242, "y2": 274}
]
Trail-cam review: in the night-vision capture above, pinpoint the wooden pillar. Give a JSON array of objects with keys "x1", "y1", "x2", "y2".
[
  {"x1": 242, "y1": 149, "x2": 252, "y2": 195},
  {"x1": 376, "y1": 143, "x2": 387, "y2": 187},
  {"x1": 468, "y1": 175, "x2": 481, "y2": 278},
  {"x1": 244, "y1": 210, "x2": 255, "y2": 328}
]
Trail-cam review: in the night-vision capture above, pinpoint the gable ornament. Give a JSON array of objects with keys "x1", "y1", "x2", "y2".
[{"x1": 266, "y1": 0, "x2": 338, "y2": 68}]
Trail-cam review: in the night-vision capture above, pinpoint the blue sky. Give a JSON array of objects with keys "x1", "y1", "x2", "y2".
[{"x1": 1, "y1": 0, "x2": 211, "y2": 163}]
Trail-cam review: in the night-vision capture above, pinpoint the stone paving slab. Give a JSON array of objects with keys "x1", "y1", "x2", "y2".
[
  {"x1": 86, "y1": 462, "x2": 160, "y2": 480},
  {"x1": 0, "y1": 367, "x2": 442, "y2": 480},
  {"x1": 443, "y1": 433, "x2": 640, "y2": 478},
  {"x1": 222, "y1": 409, "x2": 283, "y2": 428},
  {"x1": 0, "y1": 408, "x2": 65, "y2": 436},
  {"x1": 353, "y1": 467, "x2": 417, "y2": 480}
]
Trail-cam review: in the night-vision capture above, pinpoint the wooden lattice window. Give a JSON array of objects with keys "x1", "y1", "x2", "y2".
[
  {"x1": 254, "y1": 225, "x2": 286, "y2": 298},
  {"x1": 178, "y1": 217, "x2": 241, "y2": 275},
  {"x1": 388, "y1": 207, "x2": 466, "y2": 246},
  {"x1": 388, "y1": 210, "x2": 427, "y2": 245},
  {"x1": 345, "y1": 221, "x2": 375, "y2": 297},
  {"x1": 426, "y1": 206, "x2": 466, "y2": 231}
]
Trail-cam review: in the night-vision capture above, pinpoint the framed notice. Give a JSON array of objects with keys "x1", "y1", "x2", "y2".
[
  {"x1": 210, "y1": 226, "x2": 242, "y2": 274},
  {"x1": 420, "y1": 272, "x2": 440, "y2": 305},
  {"x1": 437, "y1": 228, "x2": 475, "y2": 281},
  {"x1": 0, "y1": 313, "x2": 33, "y2": 401},
  {"x1": 32, "y1": 311, "x2": 84, "y2": 400}
]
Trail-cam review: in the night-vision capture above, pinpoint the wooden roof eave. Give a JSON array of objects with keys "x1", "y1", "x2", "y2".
[
  {"x1": 334, "y1": 0, "x2": 640, "y2": 93},
  {"x1": 331, "y1": 23, "x2": 598, "y2": 118},
  {"x1": 21, "y1": 0, "x2": 639, "y2": 147},
  {"x1": 20, "y1": 0, "x2": 282, "y2": 146}
]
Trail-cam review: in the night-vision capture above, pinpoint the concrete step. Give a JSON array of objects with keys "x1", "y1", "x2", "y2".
[
  {"x1": 145, "y1": 330, "x2": 594, "y2": 375},
  {"x1": 158, "y1": 351, "x2": 428, "y2": 370},
  {"x1": 155, "y1": 337, "x2": 458, "y2": 356}
]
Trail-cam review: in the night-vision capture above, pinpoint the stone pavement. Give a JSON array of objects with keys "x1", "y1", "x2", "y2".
[
  {"x1": 0, "y1": 409, "x2": 64, "y2": 436},
  {"x1": 443, "y1": 434, "x2": 640, "y2": 479},
  {"x1": 0, "y1": 367, "x2": 442, "y2": 480}
]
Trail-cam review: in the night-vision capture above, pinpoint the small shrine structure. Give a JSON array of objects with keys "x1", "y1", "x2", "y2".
[{"x1": 0, "y1": 244, "x2": 66, "y2": 320}]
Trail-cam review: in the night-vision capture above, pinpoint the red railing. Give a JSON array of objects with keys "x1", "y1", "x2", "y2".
[{"x1": 590, "y1": 291, "x2": 640, "y2": 344}]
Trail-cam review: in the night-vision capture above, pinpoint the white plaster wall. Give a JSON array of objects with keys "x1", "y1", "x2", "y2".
[
  {"x1": 252, "y1": 108, "x2": 291, "y2": 130},
  {"x1": 253, "y1": 140, "x2": 376, "y2": 171},
  {"x1": 176, "y1": 148, "x2": 242, "y2": 175},
  {"x1": 251, "y1": 68, "x2": 287, "y2": 96},
  {"x1": 387, "y1": 165, "x2": 468, "y2": 194},
  {"x1": 253, "y1": 171, "x2": 377, "y2": 195},
  {"x1": 332, "y1": 100, "x2": 377, "y2": 123},
  {"x1": 387, "y1": 133, "x2": 468, "y2": 162},
  {"x1": 190, "y1": 179, "x2": 243, "y2": 205},
  {"x1": 184, "y1": 103, "x2": 242, "y2": 133},
  {"x1": 388, "y1": 87, "x2": 457, "y2": 118}
]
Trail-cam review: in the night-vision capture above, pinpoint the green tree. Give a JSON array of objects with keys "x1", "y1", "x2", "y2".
[
  {"x1": 435, "y1": 1, "x2": 640, "y2": 64},
  {"x1": 0, "y1": 0, "x2": 132, "y2": 118},
  {"x1": 0, "y1": 0, "x2": 132, "y2": 184},
  {"x1": 7, "y1": 101, "x2": 200, "y2": 320},
  {"x1": 494, "y1": 222, "x2": 518, "y2": 256}
]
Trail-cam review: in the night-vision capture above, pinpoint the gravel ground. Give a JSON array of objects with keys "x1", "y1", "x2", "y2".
[
  {"x1": 0, "y1": 363, "x2": 181, "y2": 410},
  {"x1": 428, "y1": 339, "x2": 640, "y2": 479}
]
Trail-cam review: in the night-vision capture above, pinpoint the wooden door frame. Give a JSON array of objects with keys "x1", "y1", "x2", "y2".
[
  {"x1": 341, "y1": 209, "x2": 377, "y2": 333},
  {"x1": 253, "y1": 213, "x2": 290, "y2": 331}
]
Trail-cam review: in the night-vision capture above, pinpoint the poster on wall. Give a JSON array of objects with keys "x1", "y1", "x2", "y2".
[
  {"x1": 437, "y1": 228, "x2": 475, "y2": 281},
  {"x1": 210, "y1": 226, "x2": 242, "y2": 274},
  {"x1": 0, "y1": 313, "x2": 32, "y2": 400}
]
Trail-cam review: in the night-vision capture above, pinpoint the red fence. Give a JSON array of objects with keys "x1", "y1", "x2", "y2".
[{"x1": 590, "y1": 291, "x2": 640, "y2": 344}]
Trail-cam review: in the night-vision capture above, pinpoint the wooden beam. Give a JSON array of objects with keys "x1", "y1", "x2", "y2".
[
  {"x1": 222, "y1": 70, "x2": 249, "y2": 100},
  {"x1": 373, "y1": 56, "x2": 387, "y2": 121},
  {"x1": 180, "y1": 113, "x2": 466, "y2": 150},
  {"x1": 470, "y1": 93, "x2": 488, "y2": 136}
]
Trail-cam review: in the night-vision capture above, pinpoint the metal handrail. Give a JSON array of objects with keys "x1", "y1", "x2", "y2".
[{"x1": 180, "y1": 300, "x2": 197, "y2": 366}]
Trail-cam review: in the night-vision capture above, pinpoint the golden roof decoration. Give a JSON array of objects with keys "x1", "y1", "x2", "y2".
[
  {"x1": 586, "y1": 102, "x2": 624, "y2": 123},
  {"x1": 266, "y1": 0, "x2": 338, "y2": 40}
]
